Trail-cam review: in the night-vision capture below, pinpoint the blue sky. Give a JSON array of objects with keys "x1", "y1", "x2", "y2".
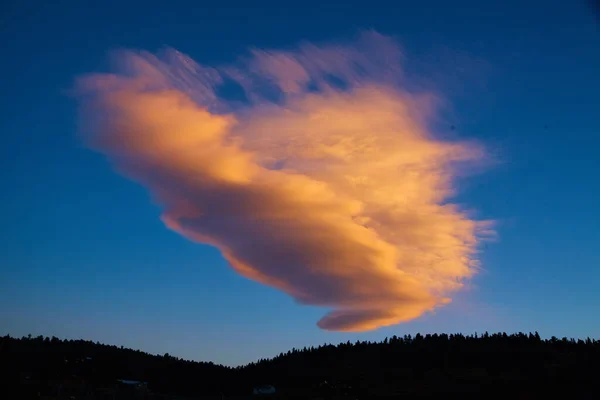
[{"x1": 1, "y1": 0, "x2": 599, "y2": 366}]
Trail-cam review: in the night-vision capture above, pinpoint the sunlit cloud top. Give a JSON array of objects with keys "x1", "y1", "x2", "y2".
[{"x1": 76, "y1": 31, "x2": 492, "y2": 332}]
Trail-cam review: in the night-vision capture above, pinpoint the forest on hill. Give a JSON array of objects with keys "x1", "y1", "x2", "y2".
[{"x1": 2, "y1": 332, "x2": 599, "y2": 399}]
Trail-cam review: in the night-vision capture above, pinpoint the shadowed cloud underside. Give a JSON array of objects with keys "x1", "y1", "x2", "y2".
[{"x1": 77, "y1": 32, "x2": 492, "y2": 331}]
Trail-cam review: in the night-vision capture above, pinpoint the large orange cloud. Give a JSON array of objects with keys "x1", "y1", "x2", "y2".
[{"x1": 76, "y1": 32, "x2": 492, "y2": 331}]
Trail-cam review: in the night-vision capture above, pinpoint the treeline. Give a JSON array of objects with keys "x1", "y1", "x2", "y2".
[
  {"x1": 2, "y1": 332, "x2": 600, "y2": 398},
  {"x1": 242, "y1": 332, "x2": 600, "y2": 397},
  {"x1": 0, "y1": 335, "x2": 230, "y2": 397}
]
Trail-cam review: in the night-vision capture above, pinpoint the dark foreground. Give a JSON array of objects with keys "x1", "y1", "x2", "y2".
[{"x1": 2, "y1": 332, "x2": 599, "y2": 399}]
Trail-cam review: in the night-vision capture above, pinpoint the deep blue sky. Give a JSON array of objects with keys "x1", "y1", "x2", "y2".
[{"x1": 1, "y1": 0, "x2": 599, "y2": 366}]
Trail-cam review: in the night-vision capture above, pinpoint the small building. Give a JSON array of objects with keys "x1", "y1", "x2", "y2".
[
  {"x1": 252, "y1": 384, "x2": 276, "y2": 396},
  {"x1": 116, "y1": 379, "x2": 150, "y2": 399},
  {"x1": 117, "y1": 379, "x2": 148, "y2": 389}
]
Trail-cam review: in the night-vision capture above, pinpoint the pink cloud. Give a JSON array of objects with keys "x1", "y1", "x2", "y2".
[{"x1": 76, "y1": 32, "x2": 492, "y2": 331}]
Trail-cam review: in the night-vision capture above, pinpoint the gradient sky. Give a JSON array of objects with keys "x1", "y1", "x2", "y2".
[{"x1": 1, "y1": 0, "x2": 599, "y2": 366}]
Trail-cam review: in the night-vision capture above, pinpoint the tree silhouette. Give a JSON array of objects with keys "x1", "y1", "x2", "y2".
[{"x1": 2, "y1": 332, "x2": 599, "y2": 399}]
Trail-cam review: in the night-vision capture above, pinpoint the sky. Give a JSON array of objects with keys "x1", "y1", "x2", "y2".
[{"x1": 1, "y1": 0, "x2": 599, "y2": 366}]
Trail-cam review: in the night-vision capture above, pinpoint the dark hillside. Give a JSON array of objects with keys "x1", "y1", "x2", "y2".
[{"x1": 2, "y1": 332, "x2": 599, "y2": 399}]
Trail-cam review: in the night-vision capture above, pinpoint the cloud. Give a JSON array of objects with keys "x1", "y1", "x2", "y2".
[{"x1": 76, "y1": 31, "x2": 492, "y2": 332}]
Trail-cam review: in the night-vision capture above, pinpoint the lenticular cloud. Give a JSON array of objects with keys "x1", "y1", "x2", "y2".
[{"x1": 76, "y1": 31, "x2": 492, "y2": 331}]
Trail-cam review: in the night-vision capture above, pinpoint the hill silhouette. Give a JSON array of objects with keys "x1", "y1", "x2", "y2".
[{"x1": 2, "y1": 332, "x2": 599, "y2": 399}]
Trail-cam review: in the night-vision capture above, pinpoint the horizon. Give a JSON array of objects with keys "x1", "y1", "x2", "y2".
[{"x1": 5, "y1": 329, "x2": 593, "y2": 368}]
